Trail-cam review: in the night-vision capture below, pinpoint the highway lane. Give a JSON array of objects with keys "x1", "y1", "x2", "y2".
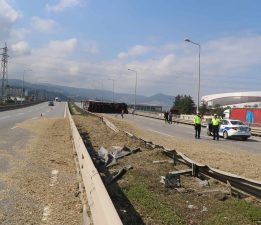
[
  {"x1": 0, "y1": 101, "x2": 66, "y2": 128},
  {"x1": 0, "y1": 101, "x2": 67, "y2": 171},
  {"x1": 120, "y1": 114, "x2": 261, "y2": 154},
  {"x1": 74, "y1": 103, "x2": 261, "y2": 154}
]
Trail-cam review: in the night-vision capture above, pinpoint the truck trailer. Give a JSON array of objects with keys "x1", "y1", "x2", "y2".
[{"x1": 225, "y1": 108, "x2": 261, "y2": 127}]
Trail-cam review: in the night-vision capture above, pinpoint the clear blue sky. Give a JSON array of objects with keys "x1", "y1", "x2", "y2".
[{"x1": 1, "y1": 0, "x2": 261, "y2": 100}]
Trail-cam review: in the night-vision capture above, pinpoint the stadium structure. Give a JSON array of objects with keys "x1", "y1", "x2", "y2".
[{"x1": 201, "y1": 91, "x2": 261, "y2": 108}]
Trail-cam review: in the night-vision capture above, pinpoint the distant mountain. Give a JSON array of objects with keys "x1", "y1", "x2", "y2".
[
  {"x1": 6, "y1": 79, "x2": 173, "y2": 107},
  {"x1": 144, "y1": 93, "x2": 174, "y2": 106}
]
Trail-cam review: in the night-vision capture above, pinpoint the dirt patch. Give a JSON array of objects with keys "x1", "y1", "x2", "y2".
[
  {"x1": 0, "y1": 118, "x2": 82, "y2": 225},
  {"x1": 73, "y1": 113, "x2": 261, "y2": 225}
]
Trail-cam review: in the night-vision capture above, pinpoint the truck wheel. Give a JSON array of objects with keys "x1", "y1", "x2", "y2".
[{"x1": 223, "y1": 131, "x2": 228, "y2": 139}]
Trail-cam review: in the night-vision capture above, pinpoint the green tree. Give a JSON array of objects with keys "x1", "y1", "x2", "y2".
[
  {"x1": 198, "y1": 101, "x2": 209, "y2": 115},
  {"x1": 212, "y1": 104, "x2": 224, "y2": 116},
  {"x1": 172, "y1": 95, "x2": 195, "y2": 114}
]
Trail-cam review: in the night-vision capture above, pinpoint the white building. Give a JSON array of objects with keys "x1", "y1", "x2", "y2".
[{"x1": 201, "y1": 91, "x2": 261, "y2": 108}]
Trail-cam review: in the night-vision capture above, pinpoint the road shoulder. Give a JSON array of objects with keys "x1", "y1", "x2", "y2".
[{"x1": 0, "y1": 118, "x2": 82, "y2": 225}]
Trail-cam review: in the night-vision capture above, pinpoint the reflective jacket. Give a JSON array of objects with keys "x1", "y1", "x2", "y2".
[
  {"x1": 194, "y1": 115, "x2": 202, "y2": 124},
  {"x1": 212, "y1": 117, "x2": 220, "y2": 126}
]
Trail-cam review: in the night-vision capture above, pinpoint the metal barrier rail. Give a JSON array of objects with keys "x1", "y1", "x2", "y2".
[
  {"x1": 74, "y1": 105, "x2": 261, "y2": 199},
  {"x1": 251, "y1": 128, "x2": 261, "y2": 136},
  {"x1": 0, "y1": 101, "x2": 44, "y2": 112},
  {"x1": 68, "y1": 109, "x2": 123, "y2": 225},
  {"x1": 163, "y1": 149, "x2": 261, "y2": 199}
]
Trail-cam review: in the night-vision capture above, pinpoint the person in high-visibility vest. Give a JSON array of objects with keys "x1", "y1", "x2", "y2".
[
  {"x1": 194, "y1": 112, "x2": 202, "y2": 139},
  {"x1": 212, "y1": 114, "x2": 221, "y2": 140}
]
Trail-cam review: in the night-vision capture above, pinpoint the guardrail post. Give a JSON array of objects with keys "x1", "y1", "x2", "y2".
[{"x1": 192, "y1": 163, "x2": 198, "y2": 177}]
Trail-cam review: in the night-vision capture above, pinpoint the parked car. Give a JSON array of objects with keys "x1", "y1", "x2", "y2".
[
  {"x1": 207, "y1": 118, "x2": 251, "y2": 141},
  {"x1": 48, "y1": 101, "x2": 54, "y2": 106}
]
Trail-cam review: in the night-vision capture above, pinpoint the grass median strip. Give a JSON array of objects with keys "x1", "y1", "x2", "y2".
[
  {"x1": 202, "y1": 198, "x2": 261, "y2": 225},
  {"x1": 124, "y1": 181, "x2": 185, "y2": 225}
]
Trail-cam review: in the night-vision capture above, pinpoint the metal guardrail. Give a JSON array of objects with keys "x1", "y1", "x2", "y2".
[
  {"x1": 68, "y1": 109, "x2": 123, "y2": 225},
  {"x1": 163, "y1": 149, "x2": 261, "y2": 199},
  {"x1": 251, "y1": 128, "x2": 261, "y2": 136},
  {"x1": 0, "y1": 101, "x2": 44, "y2": 112},
  {"x1": 121, "y1": 128, "x2": 261, "y2": 199},
  {"x1": 74, "y1": 105, "x2": 261, "y2": 203}
]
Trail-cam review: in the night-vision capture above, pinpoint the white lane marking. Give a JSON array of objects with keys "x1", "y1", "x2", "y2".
[
  {"x1": 41, "y1": 169, "x2": 59, "y2": 221},
  {"x1": 42, "y1": 206, "x2": 50, "y2": 221},
  {"x1": 50, "y1": 169, "x2": 59, "y2": 187},
  {"x1": 11, "y1": 126, "x2": 17, "y2": 130},
  {"x1": 147, "y1": 129, "x2": 173, "y2": 137},
  {"x1": 0, "y1": 115, "x2": 10, "y2": 120},
  {"x1": 64, "y1": 105, "x2": 67, "y2": 118},
  {"x1": 32, "y1": 117, "x2": 38, "y2": 120}
]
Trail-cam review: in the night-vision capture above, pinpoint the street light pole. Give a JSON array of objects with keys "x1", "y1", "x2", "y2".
[
  {"x1": 109, "y1": 79, "x2": 115, "y2": 102},
  {"x1": 185, "y1": 39, "x2": 201, "y2": 113},
  {"x1": 22, "y1": 69, "x2": 32, "y2": 103},
  {"x1": 128, "y1": 69, "x2": 137, "y2": 111},
  {"x1": 101, "y1": 81, "x2": 104, "y2": 101}
]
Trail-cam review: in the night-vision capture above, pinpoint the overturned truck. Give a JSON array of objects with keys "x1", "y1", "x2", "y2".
[{"x1": 83, "y1": 100, "x2": 128, "y2": 114}]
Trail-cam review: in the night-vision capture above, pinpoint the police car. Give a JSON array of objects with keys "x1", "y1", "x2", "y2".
[{"x1": 219, "y1": 119, "x2": 251, "y2": 141}]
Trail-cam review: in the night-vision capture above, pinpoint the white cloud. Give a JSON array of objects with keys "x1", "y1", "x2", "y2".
[
  {"x1": 48, "y1": 38, "x2": 77, "y2": 54},
  {"x1": 68, "y1": 65, "x2": 80, "y2": 75},
  {"x1": 83, "y1": 41, "x2": 99, "y2": 54},
  {"x1": 46, "y1": 0, "x2": 85, "y2": 12},
  {"x1": 0, "y1": 0, "x2": 20, "y2": 22},
  {"x1": 8, "y1": 35, "x2": 261, "y2": 97},
  {"x1": 31, "y1": 38, "x2": 78, "y2": 58},
  {"x1": 31, "y1": 17, "x2": 58, "y2": 33},
  {"x1": 203, "y1": 35, "x2": 261, "y2": 71},
  {"x1": 11, "y1": 41, "x2": 30, "y2": 56},
  {"x1": 118, "y1": 45, "x2": 150, "y2": 59},
  {"x1": 10, "y1": 28, "x2": 30, "y2": 40},
  {"x1": 0, "y1": 0, "x2": 21, "y2": 40}
]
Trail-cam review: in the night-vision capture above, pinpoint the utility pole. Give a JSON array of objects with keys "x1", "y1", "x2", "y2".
[{"x1": 0, "y1": 43, "x2": 9, "y2": 103}]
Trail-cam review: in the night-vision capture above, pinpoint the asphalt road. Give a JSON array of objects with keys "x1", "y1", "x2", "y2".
[
  {"x1": 117, "y1": 114, "x2": 261, "y2": 154},
  {"x1": 73, "y1": 103, "x2": 261, "y2": 154},
  {"x1": 0, "y1": 101, "x2": 67, "y2": 171},
  {"x1": 74, "y1": 103, "x2": 261, "y2": 154}
]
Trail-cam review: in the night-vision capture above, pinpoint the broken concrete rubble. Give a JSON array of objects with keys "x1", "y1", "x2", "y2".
[
  {"x1": 98, "y1": 146, "x2": 141, "y2": 167},
  {"x1": 106, "y1": 165, "x2": 133, "y2": 184}
]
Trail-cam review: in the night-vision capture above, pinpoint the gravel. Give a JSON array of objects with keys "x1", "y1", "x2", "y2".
[{"x1": 0, "y1": 118, "x2": 82, "y2": 225}]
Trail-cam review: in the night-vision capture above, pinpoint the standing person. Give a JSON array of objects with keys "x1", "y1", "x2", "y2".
[
  {"x1": 194, "y1": 112, "x2": 202, "y2": 139},
  {"x1": 168, "y1": 111, "x2": 173, "y2": 124},
  {"x1": 212, "y1": 114, "x2": 221, "y2": 141},
  {"x1": 121, "y1": 109, "x2": 124, "y2": 118},
  {"x1": 164, "y1": 111, "x2": 168, "y2": 123}
]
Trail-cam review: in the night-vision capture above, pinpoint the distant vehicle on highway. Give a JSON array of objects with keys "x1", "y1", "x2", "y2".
[
  {"x1": 207, "y1": 119, "x2": 251, "y2": 141},
  {"x1": 48, "y1": 101, "x2": 54, "y2": 106},
  {"x1": 55, "y1": 97, "x2": 61, "y2": 102}
]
